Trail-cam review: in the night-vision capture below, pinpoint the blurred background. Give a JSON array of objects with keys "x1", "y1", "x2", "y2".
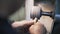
[
  {"x1": 9, "y1": 6, "x2": 26, "y2": 21},
  {"x1": 9, "y1": 0, "x2": 55, "y2": 21}
]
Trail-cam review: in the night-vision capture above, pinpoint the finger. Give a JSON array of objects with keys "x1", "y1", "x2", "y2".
[
  {"x1": 12, "y1": 20, "x2": 34, "y2": 28},
  {"x1": 34, "y1": 18, "x2": 37, "y2": 24},
  {"x1": 23, "y1": 20, "x2": 34, "y2": 28}
]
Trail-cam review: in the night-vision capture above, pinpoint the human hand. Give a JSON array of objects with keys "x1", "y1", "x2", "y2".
[{"x1": 29, "y1": 22, "x2": 47, "y2": 34}]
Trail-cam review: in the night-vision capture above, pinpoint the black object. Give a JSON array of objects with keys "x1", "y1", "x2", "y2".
[
  {"x1": 30, "y1": 9, "x2": 54, "y2": 19},
  {"x1": 51, "y1": 0, "x2": 60, "y2": 34},
  {"x1": 0, "y1": 19, "x2": 17, "y2": 34}
]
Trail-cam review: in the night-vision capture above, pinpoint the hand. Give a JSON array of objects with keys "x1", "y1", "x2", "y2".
[
  {"x1": 11, "y1": 20, "x2": 34, "y2": 34},
  {"x1": 29, "y1": 22, "x2": 47, "y2": 34}
]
